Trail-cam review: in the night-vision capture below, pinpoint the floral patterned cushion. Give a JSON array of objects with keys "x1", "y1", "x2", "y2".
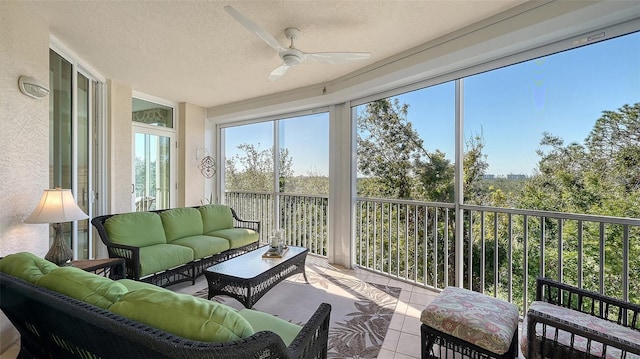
[
  {"x1": 420, "y1": 286, "x2": 519, "y2": 355},
  {"x1": 521, "y1": 301, "x2": 640, "y2": 359}
]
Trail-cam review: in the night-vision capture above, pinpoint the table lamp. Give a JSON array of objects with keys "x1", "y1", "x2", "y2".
[{"x1": 25, "y1": 188, "x2": 88, "y2": 265}]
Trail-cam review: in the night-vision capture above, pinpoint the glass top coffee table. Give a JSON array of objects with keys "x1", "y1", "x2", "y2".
[{"x1": 204, "y1": 245, "x2": 309, "y2": 308}]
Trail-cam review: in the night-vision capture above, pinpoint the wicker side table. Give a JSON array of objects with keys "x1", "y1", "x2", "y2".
[{"x1": 71, "y1": 258, "x2": 126, "y2": 280}]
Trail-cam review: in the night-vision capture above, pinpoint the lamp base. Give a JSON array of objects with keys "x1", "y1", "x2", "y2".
[{"x1": 44, "y1": 223, "x2": 73, "y2": 266}]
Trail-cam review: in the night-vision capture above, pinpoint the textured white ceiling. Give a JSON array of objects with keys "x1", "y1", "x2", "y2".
[{"x1": 29, "y1": 0, "x2": 526, "y2": 108}]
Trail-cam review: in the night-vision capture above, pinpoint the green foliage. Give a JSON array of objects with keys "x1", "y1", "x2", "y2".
[
  {"x1": 135, "y1": 157, "x2": 156, "y2": 197},
  {"x1": 356, "y1": 98, "x2": 487, "y2": 202},
  {"x1": 225, "y1": 143, "x2": 329, "y2": 195},
  {"x1": 357, "y1": 98, "x2": 421, "y2": 199}
]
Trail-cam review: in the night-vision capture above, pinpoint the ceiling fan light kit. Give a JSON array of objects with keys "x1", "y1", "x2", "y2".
[{"x1": 224, "y1": 6, "x2": 371, "y2": 80}]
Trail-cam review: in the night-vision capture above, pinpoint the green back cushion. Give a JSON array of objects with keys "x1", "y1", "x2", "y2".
[
  {"x1": 37, "y1": 266, "x2": 128, "y2": 309},
  {"x1": 238, "y1": 308, "x2": 302, "y2": 346},
  {"x1": 109, "y1": 289, "x2": 255, "y2": 342},
  {"x1": 199, "y1": 205, "x2": 234, "y2": 232},
  {"x1": 0, "y1": 252, "x2": 58, "y2": 283},
  {"x1": 160, "y1": 208, "x2": 204, "y2": 242},
  {"x1": 104, "y1": 212, "x2": 167, "y2": 247}
]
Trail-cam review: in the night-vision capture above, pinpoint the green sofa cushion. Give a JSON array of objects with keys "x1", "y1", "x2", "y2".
[
  {"x1": 104, "y1": 212, "x2": 167, "y2": 247},
  {"x1": 0, "y1": 252, "x2": 58, "y2": 283},
  {"x1": 238, "y1": 308, "x2": 302, "y2": 346},
  {"x1": 116, "y1": 279, "x2": 172, "y2": 293},
  {"x1": 37, "y1": 267, "x2": 128, "y2": 309},
  {"x1": 206, "y1": 228, "x2": 258, "y2": 249},
  {"x1": 109, "y1": 288, "x2": 255, "y2": 342},
  {"x1": 199, "y1": 205, "x2": 234, "y2": 232},
  {"x1": 160, "y1": 208, "x2": 204, "y2": 242},
  {"x1": 170, "y1": 235, "x2": 230, "y2": 259},
  {"x1": 138, "y1": 244, "x2": 194, "y2": 277}
]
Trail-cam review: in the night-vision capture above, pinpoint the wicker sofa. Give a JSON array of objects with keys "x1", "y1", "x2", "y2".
[
  {"x1": 0, "y1": 253, "x2": 331, "y2": 359},
  {"x1": 522, "y1": 277, "x2": 640, "y2": 358},
  {"x1": 92, "y1": 204, "x2": 260, "y2": 287}
]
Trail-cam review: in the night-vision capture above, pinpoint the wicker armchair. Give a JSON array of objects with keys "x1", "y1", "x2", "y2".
[
  {"x1": 523, "y1": 277, "x2": 640, "y2": 359},
  {"x1": 0, "y1": 272, "x2": 331, "y2": 359}
]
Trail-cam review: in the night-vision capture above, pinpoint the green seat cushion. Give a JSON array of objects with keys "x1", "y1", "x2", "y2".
[
  {"x1": 104, "y1": 212, "x2": 167, "y2": 247},
  {"x1": 37, "y1": 266, "x2": 128, "y2": 309},
  {"x1": 199, "y1": 205, "x2": 234, "y2": 232},
  {"x1": 116, "y1": 279, "x2": 172, "y2": 293},
  {"x1": 206, "y1": 229, "x2": 258, "y2": 249},
  {"x1": 160, "y1": 208, "x2": 204, "y2": 241},
  {"x1": 138, "y1": 244, "x2": 194, "y2": 277},
  {"x1": 109, "y1": 288, "x2": 254, "y2": 342},
  {"x1": 238, "y1": 308, "x2": 302, "y2": 346},
  {"x1": 170, "y1": 235, "x2": 230, "y2": 259},
  {"x1": 0, "y1": 252, "x2": 58, "y2": 283}
]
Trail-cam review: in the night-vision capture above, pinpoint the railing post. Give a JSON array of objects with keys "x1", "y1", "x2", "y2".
[{"x1": 454, "y1": 79, "x2": 464, "y2": 288}]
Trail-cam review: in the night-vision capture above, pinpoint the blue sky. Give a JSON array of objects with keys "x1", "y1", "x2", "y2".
[
  {"x1": 225, "y1": 31, "x2": 639, "y2": 177},
  {"x1": 224, "y1": 113, "x2": 330, "y2": 176}
]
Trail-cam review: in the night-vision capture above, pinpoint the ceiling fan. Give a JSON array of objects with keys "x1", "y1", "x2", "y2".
[{"x1": 224, "y1": 5, "x2": 371, "y2": 81}]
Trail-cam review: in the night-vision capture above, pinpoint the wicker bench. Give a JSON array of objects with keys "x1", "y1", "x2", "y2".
[
  {"x1": 420, "y1": 286, "x2": 519, "y2": 359},
  {"x1": 522, "y1": 277, "x2": 640, "y2": 359}
]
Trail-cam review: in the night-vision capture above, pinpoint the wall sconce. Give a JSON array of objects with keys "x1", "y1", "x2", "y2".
[{"x1": 18, "y1": 76, "x2": 50, "y2": 99}]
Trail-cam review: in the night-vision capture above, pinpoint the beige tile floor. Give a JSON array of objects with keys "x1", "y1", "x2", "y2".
[{"x1": 0, "y1": 255, "x2": 521, "y2": 359}]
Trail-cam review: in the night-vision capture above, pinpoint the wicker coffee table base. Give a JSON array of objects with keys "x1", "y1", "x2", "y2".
[{"x1": 205, "y1": 246, "x2": 309, "y2": 308}]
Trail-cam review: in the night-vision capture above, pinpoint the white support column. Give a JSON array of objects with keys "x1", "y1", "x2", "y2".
[
  {"x1": 273, "y1": 120, "x2": 281, "y2": 230},
  {"x1": 328, "y1": 103, "x2": 354, "y2": 268},
  {"x1": 454, "y1": 79, "x2": 465, "y2": 287}
]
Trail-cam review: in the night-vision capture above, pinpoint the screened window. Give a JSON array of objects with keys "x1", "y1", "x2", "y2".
[{"x1": 355, "y1": 82, "x2": 455, "y2": 202}]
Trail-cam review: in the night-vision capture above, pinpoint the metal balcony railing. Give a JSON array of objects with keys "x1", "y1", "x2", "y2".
[
  {"x1": 225, "y1": 191, "x2": 328, "y2": 256},
  {"x1": 226, "y1": 191, "x2": 640, "y2": 314}
]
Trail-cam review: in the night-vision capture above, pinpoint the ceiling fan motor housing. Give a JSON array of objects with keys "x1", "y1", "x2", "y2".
[{"x1": 282, "y1": 49, "x2": 303, "y2": 66}]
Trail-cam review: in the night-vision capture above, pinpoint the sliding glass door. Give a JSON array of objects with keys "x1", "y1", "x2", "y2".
[{"x1": 50, "y1": 49, "x2": 101, "y2": 260}]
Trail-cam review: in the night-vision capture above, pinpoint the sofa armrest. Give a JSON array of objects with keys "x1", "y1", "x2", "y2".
[
  {"x1": 230, "y1": 208, "x2": 261, "y2": 233},
  {"x1": 91, "y1": 215, "x2": 142, "y2": 280},
  {"x1": 527, "y1": 308, "x2": 640, "y2": 358},
  {"x1": 536, "y1": 277, "x2": 640, "y2": 326},
  {"x1": 287, "y1": 302, "x2": 331, "y2": 359}
]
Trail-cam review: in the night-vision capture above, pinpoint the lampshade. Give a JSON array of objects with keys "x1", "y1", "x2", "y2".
[{"x1": 25, "y1": 188, "x2": 88, "y2": 224}]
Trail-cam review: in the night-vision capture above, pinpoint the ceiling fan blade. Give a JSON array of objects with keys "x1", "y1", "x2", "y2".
[
  {"x1": 224, "y1": 5, "x2": 284, "y2": 52},
  {"x1": 268, "y1": 64, "x2": 290, "y2": 81},
  {"x1": 305, "y1": 52, "x2": 371, "y2": 64}
]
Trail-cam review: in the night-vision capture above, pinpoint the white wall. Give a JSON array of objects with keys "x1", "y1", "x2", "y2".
[
  {"x1": 0, "y1": 1, "x2": 51, "y2": 352},
  {"x1": 107, "y1": 79, "x2": 134, "y2": 213},
  {"x1": 178, "y1": 102, "x2": 206, "y2": 207}
]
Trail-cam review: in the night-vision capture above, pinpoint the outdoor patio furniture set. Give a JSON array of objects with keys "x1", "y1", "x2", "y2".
[{"x1": 420, "y1": 278, "x2": 640, "y2": 359}]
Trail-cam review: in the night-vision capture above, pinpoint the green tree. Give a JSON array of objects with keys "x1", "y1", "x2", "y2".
[
  {"x1": 514, "y1": 103, "x2": 640, "y2": 303},
  {"x1": 356, "y1": 98, "x2": 490, "y2": 287},
  {"x1": 357, "y1": 98, "x2": 422, "y2": 199},
  {"x1": 225, "y1": 143, "x2": 293, "y2": 192}
]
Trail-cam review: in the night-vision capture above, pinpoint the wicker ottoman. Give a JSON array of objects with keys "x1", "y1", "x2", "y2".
[{"x1": 420, "y1": 286, "x2": 519, "y2": 359}]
